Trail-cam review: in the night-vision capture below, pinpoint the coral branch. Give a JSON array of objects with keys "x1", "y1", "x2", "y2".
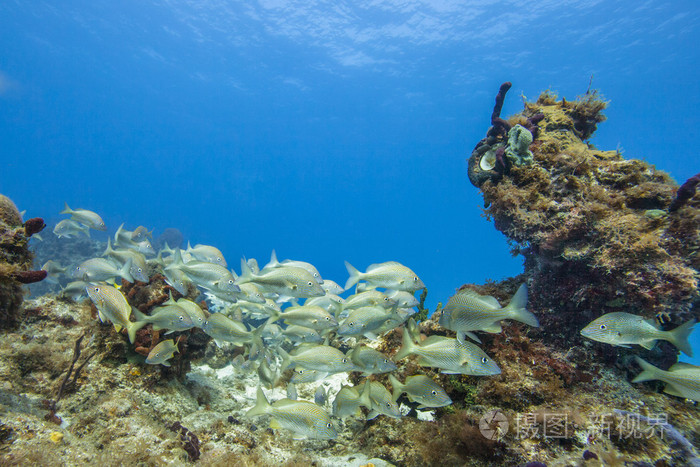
[
  {"x1": 45, "y1": 333, "x2": 95, "y2": 424},
  {"x1": 669, "y1": 172, "x2": 700, "y2": 212},
  {"x1": 12, "y1": 270, "x2": 47, "y2": 284},
  {"x1": 488, "y1": 82, "x2": 513, "y2": 137}
]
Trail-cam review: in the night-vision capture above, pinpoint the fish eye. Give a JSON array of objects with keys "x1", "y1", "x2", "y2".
[
  {"x1": 481, "y1": 357, "x2": 488, "y2": 364},
  {"x1": 325, "y1": 316, "x2": 330, "y2": 321},
  {"x1": 326, "y1": 422, "x2": 332, "y2": 428},
  {"x1": 413, "y1": 277, "x2": 418, "y2": 281},
  {"x1": 384, "y1": 297, "x2": 389, "y2": 301},
  {"x1": 342, "y1": 358, "x2": 347, "y2": 363},
  {"x1": 179, "y1": 316, "x2": 184, "y2": 321},
  {"x1": 137, "y1": 268, "x2": 142, "y2": 272},
  {"x1": 308, "y1": 281, "x2": 313, "y2": 286},
  {"x1": 600, "y1": 325, "x2": 607, "y2": 330},
  {"x1": 431, "y1": 390, "x2": 437, "y2": 395},
  {"x1": 348, "y1": 322, "x2": 354, "y2": 327},
  {"x1": 383, "y1": 359, "x2": 389, "y2": 363}
]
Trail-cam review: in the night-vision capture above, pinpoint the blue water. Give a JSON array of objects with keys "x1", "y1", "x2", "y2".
[{"x1": 1, "y1": 1, "x2": 698, "y2": 361}]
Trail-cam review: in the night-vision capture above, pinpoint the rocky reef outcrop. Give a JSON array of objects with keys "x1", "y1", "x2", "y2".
[{"x1": 0, "y1": 194, "x2": 46, "y2": 329}]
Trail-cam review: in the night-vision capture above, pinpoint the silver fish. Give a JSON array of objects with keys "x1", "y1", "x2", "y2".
[
  {"x1": 86, "y1": 283, "x2": 142, "y2": 343},
  {"x1": 145, "y1": 339, "x2": 178, "y2": 366},
  {"x1": 385, "y1": 290, "x2": 420, "y2": 308},
  {"x1": 263, "y1": 250, "x2": 323, "y2": 284},
  {"x1": 343, "y1": 290, "x2": 395, "y2": 311},
  {"x1": 274, "y1": 305, "x2": 338, "y2": 330},
  {"x1": 60, "y1": 280, "x2": 90, "y2": 300},
  {"x1": 282, "y1": 325, "x2": 323, "y2": 344},
  {"x1": 633, "y1": 357, "x2": 700, "y2": 402},
  {"x1": 290, "y1": 367, "x2": 328, "y2": 384},
  {"x1": 201, "y1": 312, "x2": 258, "y2": 347},
  {"x1": 53, "y1": 219, "x2": 91, "y2": 239},
  {"x1": 439, "y1": 284, "x2": 538, "y2": 343},
  {"x1": 581, "y1": 312, "x2": 695, "y2": 356},
  {"x1": 332, "y1": 386, "x2": 362, "y2": 418},
  {"x1": 338, "y1": 306, "x2": 393, "y2": 337},
  {"x1": 350, "y1": 346, "x2": 397, "y2": 375},
  {"x1": 238, "y1": 259, "x2": 325, "y2": 298},
  {"x1": 167, "y1": 249, "x2": 238, "y2": 291},
  {"x1": 279, "y1": 345, "x2": 357, "y2": 374},
  {"x1": 163, "y1": 266, "x2": 193, "y2": 295},
  {"x1": 358, "y1": 380, "x2": 401, "y2": 420},
  {"x1": 162, "y1": 292, "x2": 206, "y2": 328},
  {"x1": 186, "y1": 241, "x2": 227, "y2": 267},
  {"x1": 388, "y1": 374, "x2": 452, "y2": 408},
  {"x1": 130, "y1": 226, "x2": 153, "y2": 242},
  {"x1": 394, "y1": 328, "x2": 500, "y2": 375},
  {"x1": 73, "y1": 257, "x2": 134, "y2": 283},
  {"x1": 133, "y1": 304, "x2": 194, "y2": 332},
  {"x1": 103, "y1": 239, "x2": 149, "y2": 282},
  {"x1": 321, "y1": 280, "x2": 344, "y2": 295},
  {"x1": 60, "y1": 202, "x2": 106, "y2": 231},
  {"x1": 345, "y1": 261, "x2": 425, "y2": 292},
  {"x1": 246, "y1": 387, "x2": 337, "y2": 439},
  {"x1": 41, "y1": 260, "x2": 67, "y2": 284}
]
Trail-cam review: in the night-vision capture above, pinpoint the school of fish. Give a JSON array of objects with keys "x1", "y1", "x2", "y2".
[{"x1": 42, "y1": 204, "x2": 699, "y2": 439}]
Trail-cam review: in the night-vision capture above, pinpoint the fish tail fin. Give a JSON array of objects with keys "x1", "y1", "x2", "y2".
[
  {"x1": 119, "y1": 258, "x2": 134, "y2": 283},
  {"x1": 631, "y1": 356, "x2": 663, "y2": 383},
  {"x1": 277, "y1": 346, "x2": 292, "y2": 371},
  {"x1": 667, "y1": 319, "x2": 696, "y2": 357},
  {"x1": 358, "y1": 380, "x2": 372, "y2": 409},
  {"x1": 131, "y1": 305, "x2": 149, "y2": 323},
  {"x1": 394, "y1": 326, "x2": 416, "y2": 361},
  {"x1": 246, "y1": 387, "x2": 272, "y2": 418},
  {"x1": 83, "y1": 225, "x2": 91, "y2": 238},
  {"x1": 344, "y1": 261, "x2": 361, "y2": 291},
  {"x1": 102, "y1": 238, "x2": 114, "y2": 257},
  {"x1": 505, "y1": 284, "x2": 539, "y2": 327},
  {"x1": 388, "y1": 374, "x2": 404, "y2": 402},
  {"x1": 60, "y1": 202, "x2": 72, "y2": 215},
  {"x1": 126, "y1": 320, "x2": 146, "y2": 344}
]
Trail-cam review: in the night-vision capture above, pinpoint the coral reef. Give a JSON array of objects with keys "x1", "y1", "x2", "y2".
[
  {"x1": 0, "y1": 194, "x2": 46, "y2": 329},
  {"x1": 468, "y1": 85, "x2": 699, "y2": 369}
]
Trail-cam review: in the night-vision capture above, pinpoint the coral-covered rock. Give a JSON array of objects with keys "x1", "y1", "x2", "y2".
[
  {"x1": 0, "y1": 193, "x2": 45, "y2": 329},
  {"x1": 467, "y1": 88, "x2": 698, "y2": 367}
]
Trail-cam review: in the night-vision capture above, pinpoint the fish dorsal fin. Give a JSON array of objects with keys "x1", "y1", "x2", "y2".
[
  {"x1": 420, "y1": 335, "x2": 450, "y2": 346},
  {"x1": 669, "y1": 362, "x2": 699, "y2": 372},
  {"x1": 367, "y1": 261, "x2": 401, "y2": 271},
  {"x1": 481, "y1": 296, "x2": 502, "y2": 308},
  {"x1": 456, "y1": 289, "x2": 501, "y2": 308}
]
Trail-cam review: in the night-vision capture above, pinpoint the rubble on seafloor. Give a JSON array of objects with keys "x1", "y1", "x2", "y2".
[{"x1": 0, "y1": 83, "x2": 698, "y2": 466}]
